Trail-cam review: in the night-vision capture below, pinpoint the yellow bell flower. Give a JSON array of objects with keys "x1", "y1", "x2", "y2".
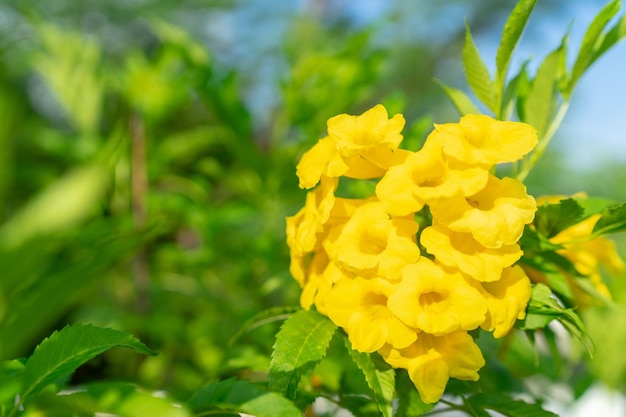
[
  {"x1": 430, "y1": 175, "x2": 536, "y2": 248},
  {"x1": 479, "y1": 266, "x2": 532, "y2": 338},
  {"x1": 324, "y1": 201, "x2": 420, "y2": 280},
  {"x1": 376, "y1": 142, "x2": 489, "y2": 216},
  {"x1": 296, "y1": 104, "x2": 406, "y2": 189},
  {"x1": 379, "y1": 331, "x2": 484, "y2": 404},
  {"x1": 325, "y1": 277, "x2": 418, "y2": 352},
  {"x1": 296, "y1": 137, "x2": 351, "y2": 189},
  {"x1": 428, "y1": 114, "x2": 537, "y2": 167},
  {"x1": 327, "y1": 104, "x2": 405, "y2": 157},
  {"x1": 387, "y1": 258, "x2": 488, "y2": 335},
  {"x1": 300, "y1": 251, "x2": 347, "y2": 315},
  {"x1": 420, "y1": 225, "x2": 522, "y2": 282}
]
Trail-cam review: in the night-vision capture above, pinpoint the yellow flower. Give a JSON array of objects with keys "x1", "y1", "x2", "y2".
[
  {"x1": 327, "y1": 104, "x2": 405, "y2": 157},
  {"x1": 429, "y1": 175, "x2": 536, "y2": 248},
  {"x1": 428, "y1": 114, "x2": 537, "y2": 167},
  {"x1": 420, "y1": 225, "x2": 522, "y2": 282},
  {"x1": 379, "y1": 331, "x2": 484, "y2": 404},
  {"x1": 286, "y1": 177, "x2": 338, "y2": 284},
  {"x1": 387, "y1": 258, "x2": 487, "y2": 335},
  {"x1": 296, "y1": 137, "x2": 350, "y2": 189},
  {"x1": 296, "y1": 105, "x2": 406, "y2": 189},
  {"x1": 300, "y1": 251, "x2": 347, "y2": 315},
  {"x1": 324, "y1": 201, "x2": 420, "y2": 280},
  {"x1": 479, "y1": 266, "x2": 532, "y2": 338},
  {"x1": 375, "y1": 143, "x2": 489, "y2": 216},
  {"x1": 325, "y1": 277, "x2": 417, "y2": 352}
]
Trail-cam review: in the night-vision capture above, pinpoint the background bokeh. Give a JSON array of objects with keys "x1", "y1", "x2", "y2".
[{"x1": 0, "y1": 0, "x2": 625, "y2": 415}]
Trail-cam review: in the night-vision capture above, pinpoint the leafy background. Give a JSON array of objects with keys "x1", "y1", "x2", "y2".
[{"x1": 0, "y1": 0, "x2": 625, "y2": 415}]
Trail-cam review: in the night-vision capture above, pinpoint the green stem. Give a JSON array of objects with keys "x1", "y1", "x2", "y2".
[{"x1": 516, "y1": 101, "x2": 570, "y2": 182}]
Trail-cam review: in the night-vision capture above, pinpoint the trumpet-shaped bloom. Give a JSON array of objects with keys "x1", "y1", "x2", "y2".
[
  {"x1": 286, "y1": 177, "x2": 338, "y2": 284},
  {"x1": 428, "y1": 114, "x2": 537, "y2": 167},
  {"x1": 296, "y1": 137, "x2": 350, "y2": 189},
  {"x1": 479, "y1": 266, "x2": 531, "y2": 338},
  {"x1": 379, "y1": 331, "x2": 484, "y2": 404},
  {"x1": 376, "y1": 143, "x2": 489, "y2": 216},
  {"x1": 420, "y1": 225, "x2": 522, "y2": 282},
  {"x1": 324, "y1": 201, "x2": 420, "y2": 280},
  {"x1": 325, "y1": 277, "x2": 417, "y2": 352},
  {"x1": 430, "y1": 175, "x2": 536, "y2": 248},
  {"x1": 300, "y1": 251, "x2": 348, "y2": 315},
  {"x1": 327, "y1": 104, "x2": 405, "y2": 157},
  {"x1": 388, "y1": 259, "x2": 487, "y2": 335},
  {"x1": 296, "y1": 105, "x2": 408, "y2": 189}
]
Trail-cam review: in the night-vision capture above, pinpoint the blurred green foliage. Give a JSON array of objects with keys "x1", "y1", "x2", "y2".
[{"x1": 0, "y1": 1, "x2": 625, "y2": 415}]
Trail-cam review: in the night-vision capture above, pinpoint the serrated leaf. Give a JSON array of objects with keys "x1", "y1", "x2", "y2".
[
  {"x1": 228, "y1": 306, "x2": 301, "y2": 347},
  {"x1": 345, "y1": 339, "x2": 395, "y2": 417},
  {"x1": 592, "y1": 202, "x2": 626, "y2": 235},
  {"x1": 535, "y1": 198, "x2": 585, "y2": 238},
  {"x1": 189, "y1": 378, "x2": 301, "y2": 417},
  {"x1": 435, "y1": 80, "x2": 480, "y2": 116},
  {"x1": 20, "y1": 324, "x2": 155, "y2": 405},
  {"x1": 523, "y1": 44, "x2": 564, "y2": 138},
  {"x1": 395, "y1": 370, "x2": 434, "y2": 417},
  {"x1": 463, "y1": 21, "x2": 496, "y2": 112},
  {"x1": 496, "y1": 0, "x2": 538, "y2": 88},
  {"x1": 467, "y1": 393, "x2": 558, "y2": 417},
  {"x1": 268, "y1": 309, "x2": 336, "y2": 399},
  {"x1": 568, "y1": 0, "x2": 621, "y2": 96}
]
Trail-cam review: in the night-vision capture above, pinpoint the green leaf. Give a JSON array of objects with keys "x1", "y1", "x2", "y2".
[
  {"x1": 345, "y1": 340, "x2": 395, "y2": 417},
  {"x1": 228, "y1": 306, "x2": 301, "y2": 347},
  {"x1": 465, "y1": 399, "x2": 492, "y2": 417},
  {"x1": 591, "y1": 13, "x2": 626, "y2": 65},
  {"x1": 189, "y1": 378, "x2": 302, "y2": 417},
  {"x1": 19, "y1": 324, "x2": 155, "y2": 405},
  {"x1": 0, "y1": 359, "x2": 25, "y2": 407},
  {"x1": 25, "y1": 382, "x2": 192, "y2": 417},
  {"x1": 534, "y1": 198, "x2": 585, "y2": 238},
  {"x1": 496, "y1": 0, "x2": 538, "y2": 88},
  {"x1": 576, "y1": 196, "x2": 619, "y2": 216},
  {"x1": 467, "y1": 393, "x2": 558, "y2": 417},
  {"x1": 501, "y1": 61, "x2": 529, "y2": 120},
  {"x1": 519, "y1": 226, "x2": 562, "y2": 252},
  {"x1": 518, "y1": 284, "x2": 592, "y2": 354},
  {"x1": 522, "y1": 256, "x2": 574, "y2": 301},
  {"x1": 268, "y1": 309, "x2": 336, "y2": 399},
  {"x1": 463, "y1": 21, "x2": 496, "y2": 112},
  {"x1": 395, "y1": 370, "x2": 434, "y2": 417},
  {"x1": 0, "y1": 163, "x2": 109, "y2": 249},
  {"x1": 523, "y1": 42, "x2": 565, "y2": 138},
  {"x1": 592, "y1": 202, "x2": 626, "y2": 235},
  {"x1": 518, "y1": 283, "x2": 563, "y2": 330},
  {"x1": 435, "y1": 80, "x2": 480, "y2": 116},
  {"x1": 568, "y1": 0, "x2": 621, "y2": 96}
]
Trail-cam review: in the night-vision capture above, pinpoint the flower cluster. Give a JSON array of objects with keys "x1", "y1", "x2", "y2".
[{"x1": 286, "y1": 104, "x2": 538, "y2": 403}]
